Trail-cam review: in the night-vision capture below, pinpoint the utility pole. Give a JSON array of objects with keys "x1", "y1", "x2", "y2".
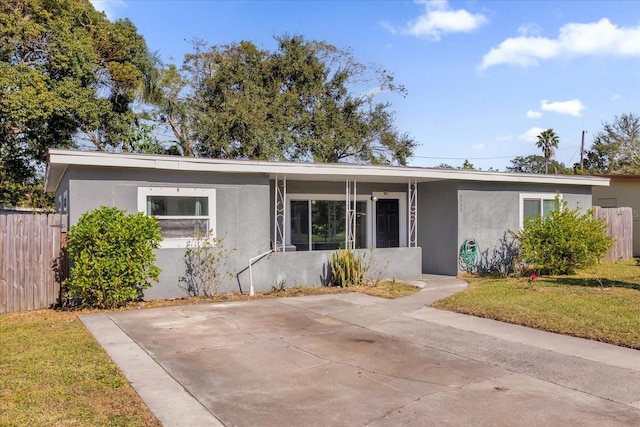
[{"x1": 580, "y1": 129, "x2": 586, "y2": 171}]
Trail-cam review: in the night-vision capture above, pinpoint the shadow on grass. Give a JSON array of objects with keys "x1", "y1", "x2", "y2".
[{"x1": 549, "y1": 276, "x2": 640, "y2": 291}]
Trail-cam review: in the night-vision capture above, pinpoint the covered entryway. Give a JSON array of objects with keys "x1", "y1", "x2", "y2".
[
  {"x1": 272, "y1": 176, "x2": 418, "y2": 253},
  {"x1": 376, "y1": 199, "x2": 399, "y2": 248}
]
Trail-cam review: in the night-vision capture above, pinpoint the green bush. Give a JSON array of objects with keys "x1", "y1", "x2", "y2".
[
  {"x1": 178, "y1": 232, "x2": 235, "y2": 297},
  {"x1": 515, "y1": 197, "x2": 613, "y2": 275},
  {"x1": 330, "y1": 248, "x2": 367, "y2": 287},
  {"x1": 65, "y1": 206, "x2": 162, "y2": 308}
]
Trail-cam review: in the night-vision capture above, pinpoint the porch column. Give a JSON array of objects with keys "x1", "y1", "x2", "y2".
[
  {"x1": 273, "y1": 174, "x2": 287, "y2": 252},
  {"x1": 345, "y1": 178, "x2": 357, "y2": 250},
  {"x1": 408, "y1": 180, "x2": 418, "y2": 247}
]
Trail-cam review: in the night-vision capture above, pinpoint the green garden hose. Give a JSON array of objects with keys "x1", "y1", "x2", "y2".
[{"x1": 459, "y1": 238, "x2": 480, "y2": 272}]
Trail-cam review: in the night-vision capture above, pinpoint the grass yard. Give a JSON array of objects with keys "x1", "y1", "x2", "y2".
[
  {"x1": 432, "y1": 260, "x2": 640, "y2": 349},
  {"x1": 0, "y1": 310, "x2": 161, "y2": 427},
  {"x1": 0, "y1": 279, "x2": 418, "y2": 426}
]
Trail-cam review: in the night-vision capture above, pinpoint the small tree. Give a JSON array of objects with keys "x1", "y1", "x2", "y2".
[
  {"x1": 179, "y1": 233, "x2": 235, "y2": 297},
  {"x1": 65, "y1": 206, "x2": 162, "y2": 308},
  {"x1": 515, "y1": 197, "x2": 613, "y2": 275}
]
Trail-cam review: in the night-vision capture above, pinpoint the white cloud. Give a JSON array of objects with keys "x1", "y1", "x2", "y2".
[
  {"x1": 362, "y1": 86, "x2": 384, "y2": 99},
  {"x1": 541, "y1": 99, "x2": 586, "y2": 117},
  {"x1": 471, "y1": 143, "x2": 484, "y2": 150},
  {"x1": 90, "y1": 0, "x2": 127, "y2": 20},
  {"x1": 397, "y1": 0, "x2": 487, "y2": 41},
  {"x1": 610, "y1": 94, "x2": 621, "y2": 101},
  {"x1": 517, "y1": 23, "x2": 541, "y2": 37},
  {"x1": 526, "y1": 110, "x2": 542, "y2": 119},
  {"x1": 519, "y1": 127, "x2": 547, "y2": 143},
  {"x1": 495, "y1": 135, "x2": 512, "y2": 142},
  {"x1": 481, "y1": 18, "x2": 640, "y2": 69}
]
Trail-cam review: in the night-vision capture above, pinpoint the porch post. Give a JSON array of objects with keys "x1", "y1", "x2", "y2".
[
  {"x1": 274, "y1": 174, "x2": 287, "y2": 252},
  {"x1": 408, "y1": 180, "x2": 418, "y2": 247},
  {"x1": 345, "y1": 178, "x2": 357, "y2": 250}
]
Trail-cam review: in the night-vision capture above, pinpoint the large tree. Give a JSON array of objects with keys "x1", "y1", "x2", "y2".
[
  {"x1": 506, "y1": 155, "x2": 568, "y2": 174},
  {"x1": 0, "y1": 0, "x2": 153, "y2": 206},
  {"x1": 535, "y1": 128, "x2": 560, "y2": 174},
  {"x1": 147, "y1": 35, "x2": 415, "y2": 164},
  {"x1": 583, "y1": 113, "x2": 640, "y2": 174}
]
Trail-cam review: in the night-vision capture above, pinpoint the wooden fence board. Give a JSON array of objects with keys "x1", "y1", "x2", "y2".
[
  {"x1": 26, "y1": 215, "x2": 34, "y2": 311},
  {"x1": 594, "y1": 206, "x2": 633, "y2": 262},
  {"x1": 0, "y1": 214, "x2": 67, "y2": 313},
  {"x1": 0, "y1": 215, "x2": 6, "y2": 313}
]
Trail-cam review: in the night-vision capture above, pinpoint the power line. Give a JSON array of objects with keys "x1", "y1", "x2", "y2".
[
  {"x1": 412, "y1": 155, "x2": 516, "y2": 160},
  {"x1": 412, "y1": 145, "x2": 580, "y2": 161}
]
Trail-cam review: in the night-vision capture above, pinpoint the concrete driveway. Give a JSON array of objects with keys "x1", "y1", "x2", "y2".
[{"x1": 81, "y1": 276, "x2": 640, "y2": 426}]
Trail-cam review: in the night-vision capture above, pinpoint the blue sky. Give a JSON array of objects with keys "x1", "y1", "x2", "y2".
[{"x1": 91, "y1": 0, "x2": 640, "y2": 170}]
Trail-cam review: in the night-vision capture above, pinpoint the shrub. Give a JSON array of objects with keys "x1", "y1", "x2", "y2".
[
  {"x1": 514, "y1": 196, "x2": 613, "y2": 275},
  {"x1": 477, "y1": 232, "x2": 522, "y2": 278},
  {"x1": 330, "y1": 248, "x2": 367, "y2": 287},
  {"x1": 178, "y1": 232, "x2": 235, "y2": 297},
  {"x1": 65, "y1": 206, "x2": 162, "y2": 308}
]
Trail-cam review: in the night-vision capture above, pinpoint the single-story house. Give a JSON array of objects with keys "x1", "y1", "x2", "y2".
[
  {"x1": 592, "y1": 175, "x2": 639, "y2": 256},
  {"x1": 45, "y1": 149, "x2": 609, "y2": 299}
]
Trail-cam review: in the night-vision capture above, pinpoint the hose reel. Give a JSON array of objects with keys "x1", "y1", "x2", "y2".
[{"x1": 459, "y1": 238, "x2": 480, "y2": 273}]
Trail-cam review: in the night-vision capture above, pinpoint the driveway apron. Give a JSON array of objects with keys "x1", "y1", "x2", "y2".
[{"x1": 81, "y1": 277, "x2": 640, "y2": 426}]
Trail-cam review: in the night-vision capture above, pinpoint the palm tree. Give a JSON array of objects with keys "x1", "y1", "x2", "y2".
[{"x1": 536, "y1": 129, "x2": 560, "y2": 174}]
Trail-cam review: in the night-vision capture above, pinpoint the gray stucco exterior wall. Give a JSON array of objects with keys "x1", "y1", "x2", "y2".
[
  {"x1": 456, "y1": 182, "x2": 592, "y2": 274},
  {"x1": 55, "y1": 161, "x2": 596, "y2": 299},
  {"x1": 246, "y1": 247, "x2": 422, "y2": 291},
  {"x1": 418, "y1": 181, "x2": 459, "y2": 275},
  {"x1": 283, "y1": 180, "x2": 408, "y2": 196},
  {"x1": 59, "y1": 166, "x2": 272, "y2": 299},
  {"x1": 58, "y1": 167, "x2": 424, "y2": 299}
]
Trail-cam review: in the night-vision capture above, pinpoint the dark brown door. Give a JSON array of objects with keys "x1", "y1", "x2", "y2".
[{"x1": 376, "y1": 199, "x2": 399, "y2": 248}]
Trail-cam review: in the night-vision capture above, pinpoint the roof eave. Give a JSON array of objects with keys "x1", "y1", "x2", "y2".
[{"x1": 44, "y1": 149, "x2": 610, "y2": 191}]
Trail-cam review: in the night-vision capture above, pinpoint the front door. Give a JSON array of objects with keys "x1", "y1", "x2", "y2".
[{"x1": 376, "y1": 199, "x2": 399, "y2": 248}]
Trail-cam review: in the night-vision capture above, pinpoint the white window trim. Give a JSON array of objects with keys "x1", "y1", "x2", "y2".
[
  {"x1": 372, "y1": 191, "x2": 407, "y2": 248},
  {"x1": 137, "y1": 187, "x2": 216, "y2": 249},
  {"x1": 286, "y1": 193, "x2": 373, "y2": 250},
  {"x1": 519, "y1": 192, "x2": 561, "y2": 229}
]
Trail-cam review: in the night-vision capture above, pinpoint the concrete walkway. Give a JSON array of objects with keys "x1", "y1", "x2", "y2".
[{"x1": 81, "y1": 275, "x2": 640, "y2": 426}]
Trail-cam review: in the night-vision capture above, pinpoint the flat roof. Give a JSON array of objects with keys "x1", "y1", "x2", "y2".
[
  {"x1": 600, "y1": 174, "x2": 640, "y2": 182},
  {"x1": 45, "y1": 149, "x2": 610, "y2": 192}
]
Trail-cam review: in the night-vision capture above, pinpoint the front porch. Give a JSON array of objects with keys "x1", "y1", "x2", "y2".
[{"x1": 270, "y1": 175, "x2": 419, "y2": 253}]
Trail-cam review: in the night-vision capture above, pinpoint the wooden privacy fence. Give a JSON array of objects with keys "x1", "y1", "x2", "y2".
[
  {"x1": 0, "y1": 214, "x2": 67, "y2": 313},
  {"x1": 594, "y1": 206, "x2": 633, "y2": 262}
]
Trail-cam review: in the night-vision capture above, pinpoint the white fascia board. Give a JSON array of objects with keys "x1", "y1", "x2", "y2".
[{"x1": 45, "y1": 149, "x2": 610, "y2": 190}]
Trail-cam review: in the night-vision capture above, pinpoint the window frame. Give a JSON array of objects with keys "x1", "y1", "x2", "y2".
[
  {"x1": 519, "y1": 192, "x2": 561, "y2": 229},
  {"x1": 57, "y1": 190, "x2": 68, "y2": 214},
  {"x1": 285, "y1": 191, "x2": 409, "y2": 251},
  {"x1": 137, "y1": 187, "x2": 216, "y2": 248},
  {"x1": 286, "y1": 193, "x2": 373, "y2": 251}
]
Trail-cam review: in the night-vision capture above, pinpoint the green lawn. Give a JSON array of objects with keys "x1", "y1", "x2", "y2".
[
  {"x1": 0, "y1": 310, "x2": 160, "y2": 427},
  {"x1": 432, "y1": 260, "x2": 640, "y2": 349}
]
